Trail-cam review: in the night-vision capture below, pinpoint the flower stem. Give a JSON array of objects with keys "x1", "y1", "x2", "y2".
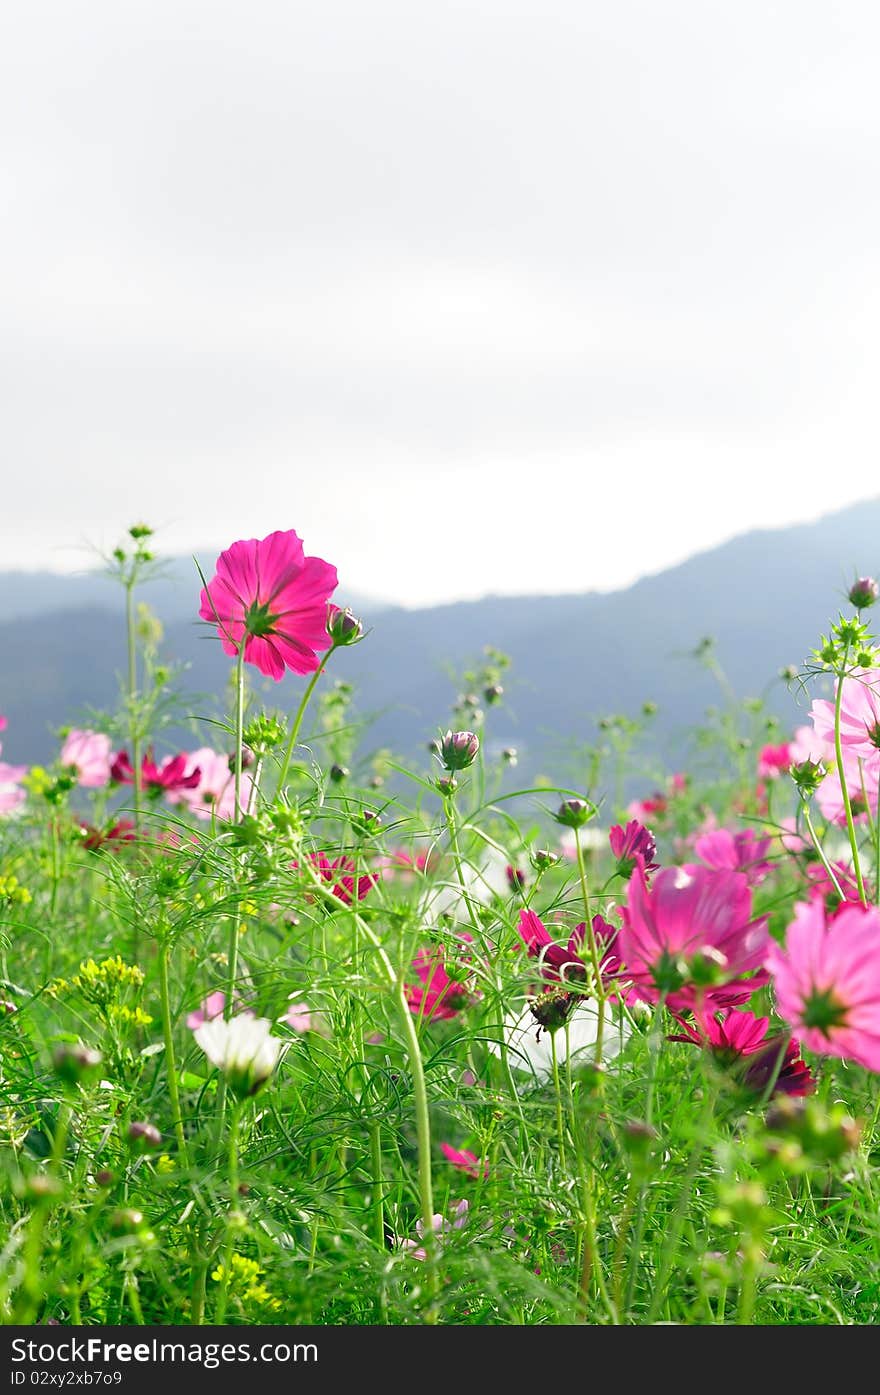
[
  {"x1": 833, "y1": 656, "x2": 867, "y2": 904},
  {"x1": 574, "y1": 828, "x2": 607, "y2": 1064},
  {"x1": 125, "y1": 580, "x2": 142, "y2": 835},
  {"x1": 276, "y1": 657, "x2": 336, "y2": 796},
  {"x1": 214, "y1": 1101, "x2": 242, "y2": 1325},
  {"x1": 158, "y1": 936, "x2": 189, "y2": 1167}
]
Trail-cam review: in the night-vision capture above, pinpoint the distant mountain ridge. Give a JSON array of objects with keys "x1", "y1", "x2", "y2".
[{"x1": 2, "y1": 498, "x2": 878, "y2": 776}]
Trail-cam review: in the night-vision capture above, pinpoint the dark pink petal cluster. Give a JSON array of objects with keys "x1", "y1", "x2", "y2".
[
  {"x1": 440, "y1": 1144, "x2": 489, "y2": 1180},
  {"x1": 669, "y1": 1007, "x2": 814, "y2": 1098},
  {"x1": 111, "y1": 749, "x2": 202, "y2": 794},
  {"x1": 405, "y1": 943, "x2": 474, "y2": 1022},
  {"x1": 693, "y1": 827, "x2": 775, "y2": 887},
  {"x1": 609, "y1": 820, "x2": 659, "y2": 876},
  {"x1": 767, "y1": 900, "x2": 880, "y2": 1072},
  {"x1": 307, "y1": 852, "x2": 377, "y2": 905},
  {"x1": 757, "y1": 742, "x2": 792, "y2": 780},
  {"x1": 617, "y1": 860, "x2": 770, "y2": 1013},
  {"x1": 199, "y1": 530, "x2": 338, "y2": 681}
]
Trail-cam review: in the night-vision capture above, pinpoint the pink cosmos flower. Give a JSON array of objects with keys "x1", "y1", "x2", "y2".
[
  {"x1": 375, "y1": 848, "x2": 436, "y2": 880},
  {"x1": 757, "y1": 742, "x2": 792, "y2": 780},
  {"x1": 186, "y1": 991, "x2": 230, "y2": 1031},
  {"x1": 303, "y1": 852, "x2": 377, "y2": 905},
  {"x1": 0, "y1": 716, "x2": 6, "y2": 732},
  {"x1": 805, "y1": 859, "x2": 868, "y2": 916},
  {"x1": 199, "y1": 530, "x2": 338, "y2": 681},
  {"x1": 627, "y1": 792, "x2": 668, "y2": 822},
  {"x1": 790, "y1": 724, "x2": 834, "y2": 767},
  {"x1": 668, "y1": 1007, "x2": 814, "y2": 1097},
  {"x1": 609, "y1": 820, "x2": 659, "y2": 876},
  {"x1": 79, "y1": 819, "x2": 137, "y2": 852},
  {"x1": 693, "y1": 827, "x2": 775, "y2": 887},
  {"x1": 617, "y1": 860, "x2": 770, "y2": 1013},
  {"x1": 516, "y1": 909, "x2": 632, "y2": 1017},
  {"x1": 0, "y1": 749, "x2": 27, "y2": 816},
  {"x1": 815, "y1": 748, "x2": 879, "y2": 826},
  {"x1": 283, "y1": 1001, "x2": 313, "y2": 1033},
  {"x1": 767, "y1": 899, "x2": 880, "y2": 1071},
  {"x1": 111, "y1": 749, "x2": 202, "y2": 795},
  {"x1": 398, "y1": 1199, "x2": 469, "y2": 1260},
  {"x1": 169, "y1": 748, "x2": 254, "y2": 822},
  {"x1": 60, "y1": 729, "x2": 113, "y2": 788},
  {"x1": 440, "y1": 1144, "x2": 489, "y2": 1180},
  {"x1": 810, "y1": 670, "x2": 880, "y2": 761},
  {"x1": 405, "y1": 941, "x2": 475, "y2": 1022},
  {"x1": 777, "y1": 816, "x2": 810, "y2": 856}
]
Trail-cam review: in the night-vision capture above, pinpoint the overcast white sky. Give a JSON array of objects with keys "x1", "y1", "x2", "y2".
[{"x1": 2, "y1": 2, "x2": 879, "y2": 605}]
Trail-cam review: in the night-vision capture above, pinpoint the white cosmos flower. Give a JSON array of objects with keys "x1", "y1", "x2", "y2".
[
  {"x1": 423, "y1": 844, "x2": 512, "y2": 920},
  {"x1": 194, "y1": 1013, "x2": 284, "y2": 1097},
  {"x1": 488, "y1": 999, "x2": 632, "y2": 1082}
]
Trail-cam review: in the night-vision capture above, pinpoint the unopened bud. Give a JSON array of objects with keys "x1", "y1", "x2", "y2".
[
  {"x1": 437, "y1": 775, "x2": 458, "y2": 797},
  {"x1": 438, "y1": 730, "x2": 480, "y2": 772},
  {"x1": 483, "y1": 684, "x2": 504, "y2": 705},
  {"x1": 848, "y1": 577, "x2": 879, "y2": 610},
  {"x1": 326, "y1": 604, "x2": 364, "y2": 647},
  {"x1": 329, "y1": 764, "x2": 349, "y2": 783},
  {"x1": 530, "y1": 848, "x2": 561, "y2": 871},
  {"x1": 501, "y1": 747, "x2": 518, "y2": 765},
  {"x1": 127, "y1": 1121, "x2": 162, "y2": 1152},
  {"x1": 553, "y1": 798, "x2": 595, "y2": 829},
  {"x1": 53, "y1": 1043, "x2": 102, "y2": 1086}
]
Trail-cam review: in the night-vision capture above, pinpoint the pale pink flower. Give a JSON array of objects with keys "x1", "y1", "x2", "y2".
[
  {"x1": 810, "y1": 670, "x2": 880, "y2": 762},
  {"x1": 199, "y1": 530, "x2": 338, "y2": 681},
  {"x1": 186, "y1": 991, "x2": 230, "y2": 1031},
  {"x1": 170, "y1": 748, "x2": 254, "y2": 821},
  {"x1": 398, "y1": 1200, "x2": 469, "y2": 1260},
  {"x1": 790, "y1": 724, "x2": 834, "y2": 767},
  {"x1": 60, "y1": 729, "x2": 112, "y2": 787},
  {"x1": 815, "y1": 748, "x2": 879, "y2": 826},
  {"x1": 0, "y1": 740, "x2": 26, "y2": 816},
  {"x1": 283, "y1": 1001, "x2": 313, "y2": 1033},
  {"x1": 767, "y1": 900, "x2": 880, "y2": 1071}
]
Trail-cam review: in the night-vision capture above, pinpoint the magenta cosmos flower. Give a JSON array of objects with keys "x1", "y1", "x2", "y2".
[
  {"x1": 693, "y1": 827, "x2": 775, "y2": 887},
  {"x1": 609, "y1": 820, "x2": 659, "y2": 876},
  {"x1": 767, "y1": 900, "x2": 880, "y2": 1071},
  {"x1": 669, "y1": 1007, "x2": 814, "y2": 1097},
  {"x1": 60, "y1": 729, "x2": 113, "y2": 788},
  {"x1": 757, "y1": 742, "x2": 792, "y2": 780},
  {"x1": 299, "y1": 852, "x2": 377, "y2": 905},
  {"x1": 199, "y1": 530, "x2": 338, "y2": 681},
  {"x1": 111, "y1": 749, "x2": 202, "y2": 795},
  {"x1": 440, "y1": 1144, "x2": 489, "y2": 1180},
  {"x1": 404, "y1": 942, "x2": 475, "y2": 1022},
  {"x1": 617, "y1": 860, "x2": 770, "y2": 1013}
]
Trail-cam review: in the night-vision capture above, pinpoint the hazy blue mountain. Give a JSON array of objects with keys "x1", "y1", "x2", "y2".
[
  {"x1": 0, "y1": 554, "x2": 384, "y2": 624},
  {"x1": 2, "y1": 499, "x2": 878, "y2": 783}
]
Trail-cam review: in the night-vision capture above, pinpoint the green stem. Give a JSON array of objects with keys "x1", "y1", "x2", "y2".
[
  {"x1": 125, "y1": 581, "x2": 142, "y2": 836},
  {"x1": 158, "y1": 938, "x2": 189, "y2": 1167},
  {"x1": 232, "y1": 644, "x2": 246, "y2": 825},
  {"x1": 215, "y1": 1102, "x2": 242, "y2": 1325},
  {"x1": 550, "y1": 1030, "x2": 567, "y2": 1170},
  {"x1": 301, "y1": 860, "x2": 439, "y2": 1314},
  {"x1": 833, "y1": 656, "x2": 867, "y2": 903},
  {"x1": 276, "y1": 656, "x2": 336, "y2": 796},
  {"x1": 801, "y1": 805, "x2": 845, "y2": 901},
  {"x1": 624, "y1": 995, "x2": 666, "y2": 1316},
  {"x1": 574, "y1": 828, "x2": 606, "y2": 1064}
]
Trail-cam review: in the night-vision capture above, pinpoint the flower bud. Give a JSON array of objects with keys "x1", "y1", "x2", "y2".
[
  {"x1": 553, "y1": 797, "x2": 596, "y2": 829},
  {"x1": 849, "y1": 577, "x2": 879, "y2": 610},
  {"x1": 530, "y1": 848, "x2": 561, "y2": 871},
  {"x1": 53, "y1": 1043, "x2": 103, "y2": 1086},
  {"x1": 437, "y1": 775, "x2": 458, "y2": 797},
  {"x1": 483, "y1": 684, "x2": 504, "y2": 705},
  {"x1": 501, "y1": 747, "x2": 518, "y2": 766},
  {"x1": 438, "y1": 730, "x2": 480, "y2": 772},
  {"x1": 329, "y1": 764, "x2": 350, "y2": 783},
  {"x1": 127, "y1": 1121, "x2": 162, "y2": 1152},
  {"x1": 790, "y1": 759, "x2": 826, "y2": 797},
  {"x1": 326, "y1": 604, "x2": 364, "y2": 646},
  {"x1": 95, "y1": 1169, "x2": 115, "y2": 1187}
]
